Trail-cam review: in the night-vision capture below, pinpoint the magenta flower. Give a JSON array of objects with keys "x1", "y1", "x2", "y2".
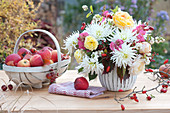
[
  {"x1": 110, "y1": 39, "x2": 124, "y2": 51},
  {"x1": 78, "y1": 32, "x2": 89, "y2": 50},
  {"x1": 137, "y1": 34, "x2": 145, "y2": 42},
  {"x1": 133, "y1": 24, "x2": 149, "y2": 42},
  {"x1": 79, "y1": 32, "x2": 89, "y2": 38},
  {"x1": 102, "y1": 11, "x2": 109, "y2": 17},
  {"x1": 78, "y1": 40, "x2": 86, "y2": 50}
]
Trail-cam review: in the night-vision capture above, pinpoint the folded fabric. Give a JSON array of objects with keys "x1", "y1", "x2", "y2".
[{"x1": 48, "y1": 81, "x2": 107, "y2": 98}]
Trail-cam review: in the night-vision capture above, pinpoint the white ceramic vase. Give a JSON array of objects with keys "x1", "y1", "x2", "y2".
[{"x1": 99, "y1": 66, "x2": 137, "y2": 91}]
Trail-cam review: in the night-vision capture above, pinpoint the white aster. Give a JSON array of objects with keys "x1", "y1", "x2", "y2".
[
  {"x1": 110, "y1": 43, "x2": 136, "y2": 68},
  {"x1": 76, "y1": 52, "x2": 104, "y2": 76},
  {"x1": 64, "y1": 31, "x2": 79, "y2": 54},
  {"x1": 109, "y1": 28, "x2": 138, "y2": 43},
  {"x1": 84, "y1": 23, "x2": 113, "y2": 41}
]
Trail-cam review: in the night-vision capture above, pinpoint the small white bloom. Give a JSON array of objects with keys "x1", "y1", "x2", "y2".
[
  {"x1": 162, "y1": 38, "x2": 165, "y2": 42},
  {"x1": 155, "y1": 39, "x2": 160, "y2": 44},
  {"x1": 92, "y1": 14, "x2": 101, "y2": 22},
  {"x1": 82, "y1": 5, "x2": 88, "y2": 11},
  {"x1": 150, "y1": 40, "x2": 154, "y2": 45},
  {"x1": 149, "y1": 37, "x2": 155, "y2": 44},
  {"x1": 64, "y1": 31, "x2": 79, "y2": 54},
  {"x1": 155, "y1": 36, "x2": 159, "y2": 40},
  {"x1": 84, "y1": 23, "x2": 113, "y2": 41},
  {"x1": 110, "y1": 43, "x2": 136, "y2": 68}
]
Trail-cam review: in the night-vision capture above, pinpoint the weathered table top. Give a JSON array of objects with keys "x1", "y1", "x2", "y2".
[{"x1": 0, "y1": 70, "x2": 170, "y2": 113}]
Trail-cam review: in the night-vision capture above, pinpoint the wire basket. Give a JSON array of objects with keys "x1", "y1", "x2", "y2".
[{"x1": 3, "y1": 29, "x2": 71, "y2": 88}]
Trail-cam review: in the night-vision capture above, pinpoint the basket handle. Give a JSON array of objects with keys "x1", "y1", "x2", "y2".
[{"x1": 13, "y1": 29, "x2": 62, "y2": 69}]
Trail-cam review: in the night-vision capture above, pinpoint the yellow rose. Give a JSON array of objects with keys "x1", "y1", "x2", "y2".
[
  {"x1": 139, "y1": 42, "x2": 152, "y2": 53},
  {"x1": 113, "y1": 11, "x2": 134, "y2": 29},
  {"x1": 84, "y1": 36, "x2": 98, "y2": 51},
  {"x1": 129, "y1": 56, "x2": 145, "y2": 76},
  {"x1": 74, "y1": 49, "x2": 83, "y2": 63}
]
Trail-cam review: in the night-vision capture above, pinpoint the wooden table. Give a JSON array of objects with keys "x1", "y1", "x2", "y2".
[{"x1": 0, "y1": 70, "x2": 170, "y2": 113}]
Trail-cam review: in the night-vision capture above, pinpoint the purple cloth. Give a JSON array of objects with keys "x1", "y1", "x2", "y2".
[{"x1": 48, "y1": 82, "x2": 107, "y2": 98}]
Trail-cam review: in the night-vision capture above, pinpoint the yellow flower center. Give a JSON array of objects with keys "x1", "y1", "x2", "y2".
[
  {"x1": 96, "y1": 30, "x2": 102, "y2": 37},
  {"x1": 123, "y1": 53, "x2": 128, "y2": 59}
]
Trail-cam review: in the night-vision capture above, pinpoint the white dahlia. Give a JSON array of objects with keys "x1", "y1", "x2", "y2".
[
  {"x1": 110, "y1": 43, "x2": 136, "y2": 68},
  {"x1": 64, "y1": 31, "x2": 79, "y2": 54},
  {"x1": 76, "y1": 52, "x2": 104, "y2": 76},
  {"x1": 84, "y1": 23, "x2": 113, "y2": 41},
  {"x1": 109, "y1": 28, "x2": 138, "y2": 43}
]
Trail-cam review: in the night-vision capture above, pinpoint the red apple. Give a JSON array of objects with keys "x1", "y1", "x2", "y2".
[
  {"x1": 30, "y1": 48, "x2": 37, "y2": 53},
  {"x1": 159, "y1": 64, "x2": 170, "y2": 78},
  {"x1": 17, "y1": 48, "x2": 30, "y2": 58},
  {"x1": 38, "y1": 49, "x2": 52, "y2": 60},
  {"x1": 23, "y1": 54, "x2": 32, "y2": 61},
  {"x1": 30, "y1": 54, "x2": 44, "y2": 67},
  {"x1": 17, "y1": 59, "x2": 30, "y2": 67},
  {"x1": 74, "y1": 77, "x2": 89, "y2": 90},
  {"x1": 44, "y1": 59, "x2": 54, "y2": 65},
  {"x1": 51, "y1": 50, "x2": 58, "y2": 62},
  {"x1": 43, "y1": 46, "x2": 53, "y2": 51},
  {"x1": 5, "y1": 54, "x2": 21, "y2": 66}
]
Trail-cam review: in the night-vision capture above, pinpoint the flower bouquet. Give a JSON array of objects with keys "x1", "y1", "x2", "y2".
[{"x1": 64, "y1": 6, "x2": 165, "y2": 91}]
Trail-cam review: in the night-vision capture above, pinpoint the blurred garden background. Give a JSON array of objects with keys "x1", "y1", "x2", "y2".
[{"x1": 0, "y1": 0, "x2": 170, "y2": 70}]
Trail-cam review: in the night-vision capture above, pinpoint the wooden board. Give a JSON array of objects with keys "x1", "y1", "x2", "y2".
[{"x1": 0, "y1": 70, "x2": 170, "y2": 113}]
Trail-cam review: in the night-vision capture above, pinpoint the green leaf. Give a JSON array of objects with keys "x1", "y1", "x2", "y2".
[
  {"x1": 86, "y1": 12, "x2": 92, "y2": 18},
  {"x1": 123, "y1": 67, "x2": 130, "y2": 80},
  {"x1": 111, "y1": 6, "x2": 119, "y2": 14},
  {"x1": 150, "y1": 94, "x2": 155, "y2": 98},
  {"x1": 88, "y1": 71, "x2": 97, "y2": 81},
  {"x1": 117, "y1": 66, "x2": 125, "y2": 80},
  {"x1": 90, "y1": 5, "x2": 93, "y2": 13},
  {"x1": 86, "y1": 51, "x2": 92, "y2": 57},
  {"x1": 122, "y1": 67, "x2": 126, "y2": 77},
  {"x1": 78, "y1": 67, "x2": 84, "y2": 73}
]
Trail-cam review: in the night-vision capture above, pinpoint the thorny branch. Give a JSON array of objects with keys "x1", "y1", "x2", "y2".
[{"x1": 115, "y1": 69, "x2": 170, "y2": 110}]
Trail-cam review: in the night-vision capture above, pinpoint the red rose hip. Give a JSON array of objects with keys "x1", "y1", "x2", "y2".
[{"x1": 1, "y1": 85, "x2": 7, "y2": 91}]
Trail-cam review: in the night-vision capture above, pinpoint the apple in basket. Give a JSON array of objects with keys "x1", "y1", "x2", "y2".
[
  {"x1": 38, "y1": 49, "x2": 52, "y2": 60},
  {"x1": 5, "y1": 46, "x2": 69, "y2": 67},
  {"x1": 17, "y1": 59, "x2": 30, "y2": 67},
  {"x1": 23, "y1": 54, "x2": 32, "y2": 61},
  {"x1": 44, "y1": 59, "x2": 54, "y2": 65},
  {"x1": 5, "y1": 54, "x2": 21, "y2": 66},
  {"x1": 43, "y1": 46, "x2": 53, "y2": 51},
  {"x1": 74, "y1": 77, "x2": 89, "y2": 90},
  {"x1": 30, "y1": 54, "x2": 44, "y2": 67},
  {"x1": 18, "y1": 48, "x2": 31, "y2": 58},
  {"x1": 51, "y1": 50, "x2": 58, "y2": 62}
]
